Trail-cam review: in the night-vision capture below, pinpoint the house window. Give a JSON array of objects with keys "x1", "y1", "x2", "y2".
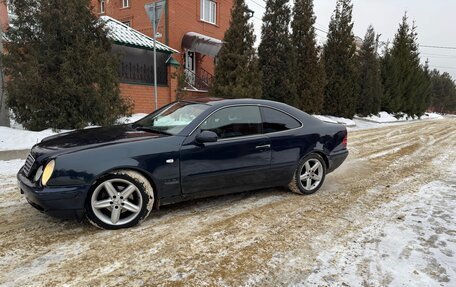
[
  {"x1": 7, "y1": 0, "x2": 15, "y2": 15},
  {"x1": 113, "y1": 45, "x2": 168, "y2": 86},
  {"x1": 100, "y1": 0, "x2": 105, "y2": 14},
  {"x1": 122, "y1": 0, "x2": 130, "y2": 8},
  {"x1": 200, "y1": 0, "x2": 216, "y2": 25}
]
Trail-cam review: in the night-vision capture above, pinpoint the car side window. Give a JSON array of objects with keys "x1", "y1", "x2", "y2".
[
  {"x1": 261, "y1": 107, "x2": 301, "y2": 133},
  {"x1": 200, "y1": 106, "x2": 262, "y2": 139}
]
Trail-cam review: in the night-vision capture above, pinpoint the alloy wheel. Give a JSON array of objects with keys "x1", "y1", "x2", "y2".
[
  {"x1": 91, "y1": 178, "x2": 143, "y2": 226},
  {"x1": 299, "y1": 158, "x2": 324, "y2": 192}
]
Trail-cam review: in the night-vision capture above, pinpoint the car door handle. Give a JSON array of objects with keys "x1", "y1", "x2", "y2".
[{"x1": 255, "y1": 144, "x2": 271, "y2": 150}]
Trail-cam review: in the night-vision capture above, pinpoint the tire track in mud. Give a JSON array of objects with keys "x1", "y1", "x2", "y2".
[{"x1": 0, "y1": 119, "x2": 455, "y2": 286}]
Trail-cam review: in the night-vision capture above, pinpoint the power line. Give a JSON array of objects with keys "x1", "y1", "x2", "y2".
[
  {"x1": 252, "y1": 15, "x2": 262, "y2": 21},
  {"x1": 247, "y1": 0, "x2": 265, "y2": 9},
  {"x1": 422, "y1": 55, "x2": 456, "y2": 60},
  {"x1": 315, "y1": 27, "x2": 328, "y2": 35},
  {"x1": 420, "y1": 45, "x2": 456, "y2": 50},
  {"x1": 429, "y1": 65, "x2": 456, "y2": 70},
  {"x1": 315, "y1": 22, "x2": 328, "y2": 31},
  {"x1": 421, "y1": 52, "x2": 456, "y2": 58},
  {"x1": 248, "y1": 3, "x2": 456, "y2": 57}
]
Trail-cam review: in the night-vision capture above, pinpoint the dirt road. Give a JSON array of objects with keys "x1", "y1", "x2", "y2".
[{"x1": 0, "y1": 119, "x2": 455, "y2": 286}]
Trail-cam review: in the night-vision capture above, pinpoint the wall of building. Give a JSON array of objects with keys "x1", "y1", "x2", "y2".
[
  {"x1": 94, "y1": 0, "x2": 233, "y2": 74},
  {"x1": 92, "y1": 0, "x2": 234, "y2": 110},
  {"x1": 0, "y1": 3, "x2": 9, "y2": 31},
  {"x1": 167, "y1": 0, "x2": 233, "y2": 75},
  {"x1": 121, "y1": 64, "x2": 179, "y2": 114}
]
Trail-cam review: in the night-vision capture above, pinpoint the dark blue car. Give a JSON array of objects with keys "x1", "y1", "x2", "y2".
[{"x1": 17, "y1": 98, "x2": 348, "y2": 229}]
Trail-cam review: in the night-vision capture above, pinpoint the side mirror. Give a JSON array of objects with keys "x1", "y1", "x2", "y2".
[{"x1": 196, "y1": 131, "x2": 218, "y2": 143}]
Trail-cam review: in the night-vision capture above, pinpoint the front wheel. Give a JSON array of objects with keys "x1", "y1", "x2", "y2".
[
  {"x1": 288, "y1": 154, "x2": 327, "y2": 195},
  {"x1": 86, "y1": 170, "x2": 154, "y2": 229}
]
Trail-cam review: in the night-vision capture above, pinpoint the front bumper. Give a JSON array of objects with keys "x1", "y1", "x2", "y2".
[
  {"x1": 327, "y1": 149, "x2": 349, "y2": 173},
  {"x1": 17, "y1": 173, "x2": 90, "y2": 220}
]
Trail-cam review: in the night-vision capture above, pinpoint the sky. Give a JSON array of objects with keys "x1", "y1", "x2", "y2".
[{"x1": 246, "y1": 0, "x2": 456, "y2": 79}]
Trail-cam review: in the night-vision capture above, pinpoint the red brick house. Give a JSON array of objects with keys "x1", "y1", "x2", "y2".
[
  {"x1": 93, "y1": 0, "x2": 233, "y2": 112},
  {"x1": 2, "y1": 0, "x2": 234, "y2": 113},
  {"x1": 0, "y1": 0, "x2": 13, "y2": 30}
]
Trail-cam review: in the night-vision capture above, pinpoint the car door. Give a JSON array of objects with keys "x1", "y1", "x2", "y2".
[
  {"x1": 180, "y1": 105, "x2": 272, "y2": 195},
  {"x1": 260, "y1": 106, "x2": 305, "y2": 185}
]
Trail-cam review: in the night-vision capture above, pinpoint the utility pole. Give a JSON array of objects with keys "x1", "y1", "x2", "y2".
[{"x1": 0, "y1": 23, "x2": 10, "y2": 127}]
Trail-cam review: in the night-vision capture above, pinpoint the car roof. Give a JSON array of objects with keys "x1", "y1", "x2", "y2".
[{"x1": 182, "y1": 97, "x2": 287, "y2": 108}]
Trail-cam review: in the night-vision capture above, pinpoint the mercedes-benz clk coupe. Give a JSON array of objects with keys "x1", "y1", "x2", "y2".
[{"x1": 17, "y1": 98, "x2": 348, "y2": 229}]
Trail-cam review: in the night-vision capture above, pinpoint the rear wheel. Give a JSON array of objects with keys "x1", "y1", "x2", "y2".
[
  {"x1": 86, "y1": 171, "x2": 154, "y2": 229},
  {"x1": 288, "y1": 153, "x2": 326, "y2": 195}
]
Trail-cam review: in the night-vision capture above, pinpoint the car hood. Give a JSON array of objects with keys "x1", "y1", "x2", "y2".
[{"x1": 32, "y1": 125, "x2": 165, "y2": 159}]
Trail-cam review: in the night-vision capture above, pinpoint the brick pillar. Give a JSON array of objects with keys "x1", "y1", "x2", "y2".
[{"x1": 168, "y1": 64, "x2": 179, "y2": 102}]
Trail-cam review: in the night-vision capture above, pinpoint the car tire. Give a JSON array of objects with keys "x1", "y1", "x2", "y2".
[
  {"x1": 288, "y1": 153, "x2": 327, "y2": 195},
  {"x1": 85, "y1": 170, "x2": 154, "y2": 230}
]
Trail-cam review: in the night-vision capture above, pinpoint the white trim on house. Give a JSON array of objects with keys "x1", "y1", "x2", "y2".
[
  {"x1": 100, "y1": 0, "x2": 105, "y2": 14},
  {"x1": 200, "y1": 0, "x2": 217, "y2": 25}
]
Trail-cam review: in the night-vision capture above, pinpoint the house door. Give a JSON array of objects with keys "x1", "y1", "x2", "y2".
[{"x1": 185, "y1": 50, "x2": 196, "y2": 86}]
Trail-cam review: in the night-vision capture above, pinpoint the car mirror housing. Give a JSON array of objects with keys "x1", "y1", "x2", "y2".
[{"x1": 196, "y1": 131, "x2": 218, "y2": 143}]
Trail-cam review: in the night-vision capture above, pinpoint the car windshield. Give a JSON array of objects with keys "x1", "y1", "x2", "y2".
[{"x1": 133, "y1": 102, "x2": 209, "y2": 135}]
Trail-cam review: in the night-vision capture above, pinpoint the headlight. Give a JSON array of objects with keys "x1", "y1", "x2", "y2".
[
  {"x1": 41, "y1": 160, "x2": 55, "y2": 186},
  {"x1": 34, "y1": 166, "x2": 43, "y2": 182}
]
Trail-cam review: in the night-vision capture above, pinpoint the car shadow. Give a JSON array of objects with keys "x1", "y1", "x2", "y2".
[
  {"x1": 148, "y1": 187, "x2": 288, "y2": 219},
  {"x1": 16, "y1": 181, "x2": 339, "y2": 233}
]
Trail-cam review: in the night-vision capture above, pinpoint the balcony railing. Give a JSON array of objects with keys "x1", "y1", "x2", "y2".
[{"x1": 184, "y1": 67, "x2": 214, "y2": 91}]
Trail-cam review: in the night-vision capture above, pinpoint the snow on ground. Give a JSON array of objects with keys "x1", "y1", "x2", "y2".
[
  {"x1": 0, "y1": 159, "x2": 24, "y2": 176},
  {"x1": 327, "y1": 115, "x2": 356, "y2": 126},
  {"x1": 312, "y1": 115, "x2": 338, "y2": 124},
  {"x1": 0, "y1": 127, "x2": 58, "y2": 152},
  {"x1": 314, "y1": 111, "x2": 445, "y2": 131},
  {"x1": 357, "y1": 111, "x2": 444, "y2": 123},
  {"x1": 117, "y1": 113, "x2": 148, "y2": 124},
  {"x1": 305, "y1": 161, "x2": 456, "y2": 286},
  {"x1": 419, "y1": 112, "x2": 444, "y2": 120},
  {"x1": 348, "y1": 118, "x2": 406, "y2": 131},
  {"x1": 312, "y1": 115, "x2": 356, "y2": 126},
  {"x1": 0, "y1": 119, "x2": 455, "y2": 286},
  {"x1": 0, "y1": 113, "x2": 148, "y2": 152}
]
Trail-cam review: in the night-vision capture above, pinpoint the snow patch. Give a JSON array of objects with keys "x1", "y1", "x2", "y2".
[
  {"x1": 304, "y1": 161, "x2": 456, "y2": 286},
  {"x1": 312, "y1": 115, "x2": 338, "y2": 124},
  {"x1": 313, "y1": 115, "x2": 356, "y2": 126},
  {"x1": 358, "y1": 111, "x2": 444, "y2": 123},
  {"x1": 117, "y1": 113, "x2": 148, "y2": 124},
  {"x1": 0, "y1": 113, "x2": 147, "y2": 152},
  {"x1": 0, "y1": 127, "x2": 58, "y2": 151},
  {"x1": 0, "y1": 159, "x2": 24, "y2": 176}
]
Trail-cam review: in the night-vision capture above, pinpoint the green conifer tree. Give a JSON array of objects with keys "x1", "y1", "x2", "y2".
[
  {"x1": 1, "y1": 0, "x2": 130, "y2": 130},
  {"x1": 210, "y1": 0, "x2": 261, "y2": 99},
  {"x1": 258, "y1": 0, "x2": 296, "y2": 105},
  {"x1": 291, "y1": 0, "x2": 326, "y2": 114},
  {"x1": 357, "y1": 25, "x2": 383, "y2": 116},
  {"x1": 323, "y1": 0, "x2": 358, "y2": 118},
  {"x1": 429, "y1": 70, "x2": 456, "y2": 114},
  {"x1": 381, "y1": 13, "x2": 427, "y2": 117},
  {"x1": 414, "y1": 60, "x2": 432, "y2": 117}
]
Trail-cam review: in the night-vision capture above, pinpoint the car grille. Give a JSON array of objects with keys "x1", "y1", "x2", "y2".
[{"x1": 22, "y1": 153, "x2": 35, "y2": 177}]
